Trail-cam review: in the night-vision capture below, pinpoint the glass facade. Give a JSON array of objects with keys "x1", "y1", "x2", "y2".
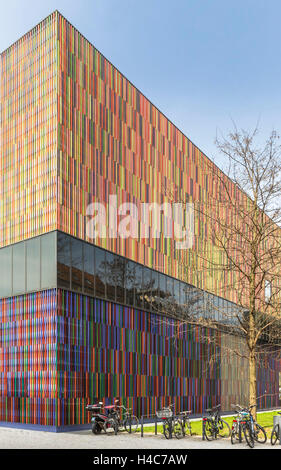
[
  {"x1": 56, "y1": 232, "x2": 239, "y2": 323},
  {"x1": 0, "y1": 229, "x2": 239, "y2": 322},
  {"x1": 0, "y1": 232, "x2": 57, "y2": 298}
]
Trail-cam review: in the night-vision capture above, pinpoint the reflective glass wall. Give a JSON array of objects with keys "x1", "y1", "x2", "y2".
[
  {"x1": 0, "y1": 230, "x2": 239, "y2": 323},
  {"x1": 0, "y1": 232, "x2": 56, "y2": 298},
  {"x1": 57, "y1": 232, "x2": 239, "y2": 324}
]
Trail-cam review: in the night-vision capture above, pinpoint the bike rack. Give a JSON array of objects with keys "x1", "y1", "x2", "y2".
[{"x1": 140, "y1": 414, "x2": 158, "y2": 437}]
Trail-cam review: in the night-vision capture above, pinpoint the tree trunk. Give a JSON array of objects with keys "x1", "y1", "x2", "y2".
[{"x1": 249, "y1": 350, "x2": 257, "y2": 420}]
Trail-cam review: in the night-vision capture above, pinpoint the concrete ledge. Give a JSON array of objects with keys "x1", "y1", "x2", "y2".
[{"x1": 0, "y1": 421, "x2": 92, "y2": 433}]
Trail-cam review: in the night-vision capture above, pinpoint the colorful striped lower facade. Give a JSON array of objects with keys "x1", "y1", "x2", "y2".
[{"x1": 0, "y1": 288, "x2": 280, "y2": 430}]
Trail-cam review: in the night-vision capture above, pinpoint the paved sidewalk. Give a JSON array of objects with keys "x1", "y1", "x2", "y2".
[{"x1": 0, "y1": 427, "x2": 278, "y2": 449}]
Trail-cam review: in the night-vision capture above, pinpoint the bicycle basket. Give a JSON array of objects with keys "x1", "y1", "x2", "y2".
[{"x1": 156, "y1": 409, "x2": 173, "y2": 418}]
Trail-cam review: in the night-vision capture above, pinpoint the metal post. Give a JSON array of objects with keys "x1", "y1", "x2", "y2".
[
  {"x1": 169, "y1": 417, "x2": 172, "y2": 439},
  {"x1": 273, "y1": 415, "x2": 281, "y2": 445},
  {"x1": 155, "y1": 414, "x2": 157, "y2": 435},
  {"x1": 202, "y1": 418, "x2": 205, "y2": 440},
  {"x1": 129, "y1": 413, "x2": 132, "y2": 434},
  {"x1": 141, "y1": 415, "x2": 144, "y2": 438}
]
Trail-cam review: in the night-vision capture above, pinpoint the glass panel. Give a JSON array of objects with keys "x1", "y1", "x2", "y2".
[
  {"x1": 84, "y1": 243, "x2": 95, "y2": 295},
  {"x1": 179, "y1": 282, "x2": 185, "y2": 307},
  {"x1": 213, "y1": 296, "x2": 220, "y2": 321},
  {"x1": 57, "y1": 232, "x2": 71, "y2": 289},
  {"x1": 124, "y1": 260, "x2": 135, "y2": 306},
  {"x1": 150, "y1": 270, "x2": 159, "y2": 312},
  {"x1": 158, "y1": 273, "x2": 167, "y2": 312},
  {"x1": 0, "y1": 247, "x2": 12, "y2": 297},
  {"x1": 166, "y1": 277, "x2": 174, "y2": 304},
  {"x1": 71, "y1": 238, "x2": 83, "y2": 292},
  {"x1": 174, "y1": 280, "x2": 180, "y2": 307},
  {"x1": 205, "y1": 293, "x2": 213, "y2": 319},
  {"x1": 12, "y1": 243, "x2": 25, "y2": 295},
  {"x1": 41, "y1": 232, "x2": 56, "y2": 289},
  {"x1": 95, "y1": 247, "x2": 105, "y2": 298},
  {"x1": 186, "y1": 285, "x2": 197, "y2": 319},
  {"x1": 178, "y1": 282, "x2": 186, "y2": 317},
  {"x1": 115, "y1": 257, "x2": 125, "y2": 304},
  {"x1": 143, "y1": 267, "x2": 152, "y2": 311},
  {"x1": 26, "y1": 237, "x2": 40, "y2": 292},
  {"x1": 134, "y1": 264, "x2": 143, "y2": 309},
  {"x1": 105, "y1": 252, "x2": 116, "y2": 302}
]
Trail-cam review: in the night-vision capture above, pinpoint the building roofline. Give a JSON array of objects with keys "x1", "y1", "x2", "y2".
[
  {"x1": 1, "y1": 9, "x2": 223, "y2": 178},
  {"x1": 1, "y1": 8, "x2": 274, "y2": 219},
  {"x1": 0, "y1": 10, "x2": 59, "y2": 57}
]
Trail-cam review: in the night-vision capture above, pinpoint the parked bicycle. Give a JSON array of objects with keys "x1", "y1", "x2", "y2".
[
  {"x1": 110, "y1": 401, "x2": 139, "y2": 433},
  {"x1": 203, "y1": 404, "x2": 230, "y2": 440},
  {"x1": 271, "y1": 411, "x2": 281, "y2": 445},
  {"x1": 157, "y1": 404, "x2": 179, "y2": 439},
  {"x1": 230, "y1": 404, "x2": 267, "y2": 448},
  {"x1": 230, "y1": 404, "x2": 248, "y2": 445},
  {"x1": 173, "y1": 410, "x2": 193, "y2": 439}
]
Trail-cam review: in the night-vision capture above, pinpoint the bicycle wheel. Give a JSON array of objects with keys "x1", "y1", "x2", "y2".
[
  {"x1": 217, "y1": 419, "x2": 231, "y2": 438},
  {"x1": 254, "y1": 423, "x2": 267, "y2": 443},
  {"x1": 163, "y1": 421, "x2": 173, "y2": 439},
  {"x1": 174, "y1": 419, "x2": 184, "y2": 439},
  {"x1": 271, "y1": 424, "x2": 279, "y2": 446},
  {"x1": 104, "y1": 418, "x2": 116, "y2": 434},
  {"x1": 183, "y1": 419, "x2": 193, "y2": 436},
  {"x1": 204, "y1": 419, "x2": 215, "y2": 440},
  {"x1": 124, "y1": 415, "x2": 139, "y2": 433},
  {"x1": 231, "y1": 428, "x2": 238, "y2": 444},
  {"x1": 243, "y1": 422, "x2": 255, "y2": 448},
  {"x1": 230, "y1": 422, "x2": 240, "y2": 444}
]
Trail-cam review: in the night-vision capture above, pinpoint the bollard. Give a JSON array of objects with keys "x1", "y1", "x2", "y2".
[
  {"x1": 202, "y1": 417, "x2": 205, "y2": 440},
  {"x1": 129, "y1": 413, "x2": 132, "y2": 434},
  {"x1": 141, "y1": 415, "x2": 144, "y2": 437},
  {"x1": 273, "y1": 415, "x2": 281, "y2": 445},
  {"x1": 155, "y1": 415, "x2": 157, "y2": 435}
]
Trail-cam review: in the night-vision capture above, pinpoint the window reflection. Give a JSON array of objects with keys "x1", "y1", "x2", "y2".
[
  {"x1": 71, "y1": 238, "x2": 83, "y2": 292},
  {"x1": 114, "y1": 257, "x2": 125, "y2": 304},
  {"x1": 134, "y1": 264, "x2": 143, "y2": 309},
  {"x1": 95, "y1": 247, "x2": 105, "y2": 298},
  {"x1": 0, "y1": 230, "x2": 241, "y2": 326},
  {"x1": 0, "y1": 247, "x2": 12, "y2": 297},
  {"x1": 84, "y1": 243, "x2": 95, "y2": 295},
  {"x1": 57, "y1": 233, "x2": 71, "y2": 289},
  {"x1": 143, "y1": 267, "x2": 152, "y2": 311},
  {"x1": 125, "y1": 261, "x2": 135, "y2": 306},
  {"x1": 166, "y1": 277, "x2": 174, "y2": 303},
  {"x1": 158, "y1": 274, "x2": 167, "y2": 312},
  {"x1": 174, "y1": 281, "x2": 180, "y2": 308},
  {"x1": 26, "y1": 238, "x2": 40, "y2": 292},
  {"x1": 150, "y1": 270, "x2": 159, "y2": 312},
  {"x1": 41, "y1": 232, "x2": 56, "y2": 288},
  {"x1": 105, "y1": 252, "x2": 116, "y2": 302}
]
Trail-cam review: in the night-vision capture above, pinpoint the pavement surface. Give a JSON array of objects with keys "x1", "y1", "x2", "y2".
[{"x1": 0, "y1": 426, "x2": 279, "y2": 450}]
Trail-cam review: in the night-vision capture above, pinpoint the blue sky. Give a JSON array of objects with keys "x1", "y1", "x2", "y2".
[{"x1": 1, "y1": 0, "x2": 280, "y2": 170}]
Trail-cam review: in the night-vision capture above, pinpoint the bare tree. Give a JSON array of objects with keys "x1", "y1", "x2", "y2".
[
  {"x1": 208, "y1": 126, "x2": 281, "y2": 417},
  {"x1": 152, "y1": 126, "x2": 281, "y2": 417}
]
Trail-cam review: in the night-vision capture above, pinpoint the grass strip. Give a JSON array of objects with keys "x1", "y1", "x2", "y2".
[{"x1": 137, "y1": 410, "x2": 281, "y2": 437}]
